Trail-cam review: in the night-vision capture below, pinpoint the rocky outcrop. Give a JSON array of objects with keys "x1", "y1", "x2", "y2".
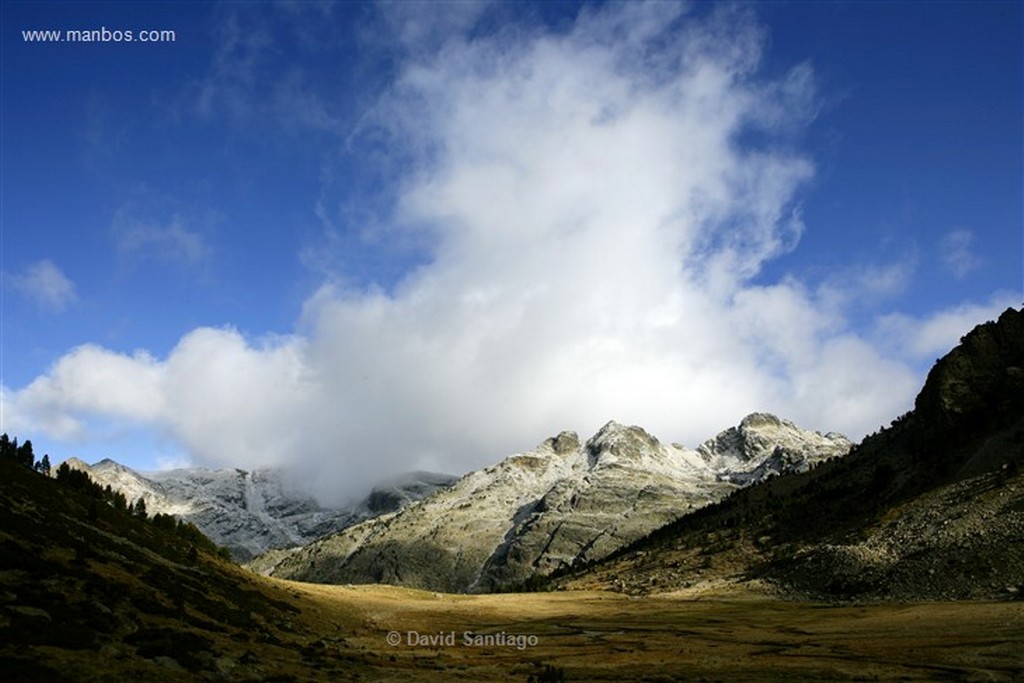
[
  {"x1": 249, "y1": 416, "x2": 851, "y2": 592},
  {"x1": 767, "y1": 460, "x2": 1024, "y2": 601},
  {"x1": 915, "y1": 306, "x2": 1024, "y2": 431},
  {"x1": 697, "y1": 413, "x2": 852, "y2": 484},
  {"x1": 363, "y1": 471, "x2": 460, "y2": 515}
]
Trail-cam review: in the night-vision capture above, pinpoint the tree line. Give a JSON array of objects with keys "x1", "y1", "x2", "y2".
[
  {"x1": 1, "y1": 431, "x2": 231, "y2": 561},
  {"x1": 0, "y1": 433, "x2": 50, "y2": 475}
]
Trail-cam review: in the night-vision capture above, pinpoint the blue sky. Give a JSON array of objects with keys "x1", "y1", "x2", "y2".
[{"x1": 2, "y1": 1, "x2": 1021, "y2": 498}]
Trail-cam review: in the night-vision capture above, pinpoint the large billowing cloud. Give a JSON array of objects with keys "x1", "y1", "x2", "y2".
[{"x1": 3, "y1": 3, "x2": 1015, "y2": 500}]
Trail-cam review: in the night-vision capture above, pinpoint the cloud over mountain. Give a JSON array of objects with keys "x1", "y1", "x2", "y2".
[{"x1": 3, "y1": 3, "x2": 1016, "y2": 499}]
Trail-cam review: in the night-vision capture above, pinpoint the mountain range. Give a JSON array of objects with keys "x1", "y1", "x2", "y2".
[
  {"x1": 62, "y1": 459, "x2": 456, "y2": 561},
  {"x1": 247, "y1": 413, "x2": 851, "y2": 592},
  {"x1": 56, "y1": 307, "x2": 1024, "y2": 602}
]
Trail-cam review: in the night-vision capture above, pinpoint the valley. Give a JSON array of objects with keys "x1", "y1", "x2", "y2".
[
  {"x1": 3, "y1": 307, "x2": 1022, "y2": 681},
  {"x1": 281, "y1": 581, "x2": 1024, "y2": 682},
  {"x1": 19, "y1": 566, "x2": 1023, "y2": 682}
]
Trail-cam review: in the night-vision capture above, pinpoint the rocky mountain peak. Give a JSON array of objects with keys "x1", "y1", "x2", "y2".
[
  {"x1": 738, "y1": 412, "x2": 785, "y2": 429},
  {"x1": 68, "y1": 457, "x2": 131, "y2": 474},
  {"x1": 585, "y1": 421, "x2": 662, "y2": 465},
  {"x1": 65, "y1": 456, "x2": 156, "y2": 505},
  {"x1": 543, "y1": 431, "x2": 581, "y2": 455},
  {"x1": 694, "y1": 413, "x2": 852, "y2": 485},
  {"x1": 63, "y1": 457, "x2": 91, "y2": 470},
  {"x1": 697, "y1": 414, "x2": 763, "y2": 463},
  {"x1": 914, "y1": 306, "x2": 1024, "y2": 431},
  {"x1": 698, "y1": 412, "x2": 832, "y2": 462}
]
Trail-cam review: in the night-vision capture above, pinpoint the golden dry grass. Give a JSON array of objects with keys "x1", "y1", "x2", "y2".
[{"x1": 270, "y1": 578, "x2": 1024, "y2": 682}]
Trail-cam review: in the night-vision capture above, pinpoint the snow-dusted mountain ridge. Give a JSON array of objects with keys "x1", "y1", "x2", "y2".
[
  {"x1": 249, "y1": 413, "x2": 852, "y2": 592},
  {"x1": 63, "y1": 458, "x2": 456, "y2": 561}
]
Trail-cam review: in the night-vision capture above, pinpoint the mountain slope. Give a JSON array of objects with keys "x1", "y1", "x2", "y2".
[
  {"x1": 557, "y1": 306, "x2": 1024, "y2": 601},
  {"x1": 249, "y1": 415, "x2": 851, "y2": 592},
  {"x1": 64, "y1": 459, "x2": 455, "y2": 561},
  {"x1": 0, "y1": 453, "x2": 381, "y2": 681}
]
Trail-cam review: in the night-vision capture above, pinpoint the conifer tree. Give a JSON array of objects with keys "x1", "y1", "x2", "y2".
[{"x1": 17, "y1": 440, "x2": 34, "y2": 469}]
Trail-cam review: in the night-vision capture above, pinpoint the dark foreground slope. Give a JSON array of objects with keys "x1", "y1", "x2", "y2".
[
  {"x1": 558, "y1": 306, "x2": 1024, "y2": 600},
  {"x1": 0, "y1": 454, "x2": 381, "y2": 682}
]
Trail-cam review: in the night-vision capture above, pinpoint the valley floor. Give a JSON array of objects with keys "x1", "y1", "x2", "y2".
[{"x1": 274, "y1": 580, "x2": 1024, "y2": 682}]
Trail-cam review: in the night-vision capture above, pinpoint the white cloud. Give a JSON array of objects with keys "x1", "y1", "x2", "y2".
[
  {"x1": 10, "y1": 345, "x2": 164, "y2": 439},
  {"x1": 874, "y1": 291, "x2": 1021, "y2": 360},
  {"x1": 6, "y1": 328, "x2": 309, "y2": 462},
  {"x1": 159, "y1": 328, "x2": 312, "y2": 469},
  {"x1": 815, "y1": 258, "x2": 917, "y2": 314},
  {"x1": 7, "y1": 259, "x2": 78, "y2": 312},
  {"x1": 939, "y1": 229, "x2": 981, "y2": 279},
  {"x1": 112, "y1": 209, "x2": 210, "y2": 269},
  {"x1": 3, "y1": 4, "x2": 1015, "y2": 500}
]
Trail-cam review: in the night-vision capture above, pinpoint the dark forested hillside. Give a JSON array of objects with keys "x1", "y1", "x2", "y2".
[{"x1": 0, "y1": 444, "x2": 372, "y2": 681}]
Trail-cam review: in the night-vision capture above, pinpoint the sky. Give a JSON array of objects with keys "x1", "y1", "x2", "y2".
[{"x1": 2, "y1": 1, "x2": 1021, "y2": 502}]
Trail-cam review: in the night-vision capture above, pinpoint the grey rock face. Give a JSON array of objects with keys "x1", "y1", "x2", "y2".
[
  {"x1": 696, "y1": 413, "x2": 853, "y2": 484},
  {"x1": 64, "y1": 458, "x2": 454, "y2": 561},
  {"x1": 364, "y1": 471, "x2": 460, "y2": 514},
  {"x1": 547, "y1": 431, "x2": 581, "y2": 455},
  {"x1": 253, "y1": 415, "x2": 851, "y2": 592}
]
